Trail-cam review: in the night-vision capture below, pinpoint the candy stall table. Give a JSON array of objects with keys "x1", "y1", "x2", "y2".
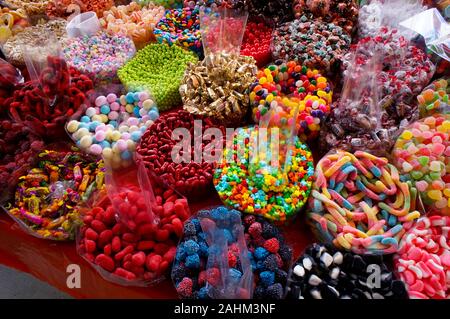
[{"x1": 0, "y1": 192, "x2": 313, "y2": 298}]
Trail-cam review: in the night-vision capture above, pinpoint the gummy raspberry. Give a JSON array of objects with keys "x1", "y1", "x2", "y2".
[
  {"x1": 264, "y1": 238, "x2": 280, "y2": 253},
  {"x1": 176, "y1": 277, "x2": 193, "y2": 298},
  {"x1": 243, "y1": 214, "x2": 256, "y2": 227},
  {"x1": 275, "y1": 269, "x2": 288, "y2": 284},
  {"x1": 185, "y1": 254, "x2": 200, "y2": 269},
  {"x1": 254, "y1": 247, "x2": 270, "y2": 260},
  {"x1": 263, "y1": 254, "x2": 279, "y2": 271},
  {"x1": 171, "y1": 264, "x2": 188, "y2": 283},
  {"x1": 262, "y1": 222, "x2": 279, "y2": 239},
  {"x1": 254, "y1": 286, "x2": 265, "y2": 299},
  {"x1": 184, "y1": 239, "x2": 200, "y2": 255},
  {"x1": 265, "y1": 283, "x2": 283, "y2": 299},
  {"x1": 206, "y1": 267, "x2": 221, "y2": 286},
  {"x1": 183, "y1": 221, "x2": 197, "y2": 237},
  {"x1": 260, "y1": 271, "x2": 275, "y2": 287},
  {"x1": 278, "y1": 245, "x2": 292, "y2": 264},
  {"x1": 248, "y1": 222, "x2": 263, "y2": 238},
  {"x1": 228, "y1": 251, "x2": 238, "y2": 267}
]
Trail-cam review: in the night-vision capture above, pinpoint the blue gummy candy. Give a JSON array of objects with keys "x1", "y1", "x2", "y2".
[
  {"x1": 260, "y1": 271, "x2": 275, "y2": 287},
  {"x1": 184, "y1": 239, "x2": 200, "y2": 255},
  {"x1": 254, "y1": 247, "x2": 269, "y2": 260},
  {"x1": 185, "y1": 254, "x2": 200, "y2": 269},
  {"x1": 228, "y1": 268, "x2": 242, "y2": 284}
]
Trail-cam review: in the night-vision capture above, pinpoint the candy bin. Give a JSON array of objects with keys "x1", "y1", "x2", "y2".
[
  {"x1": 5, "y1": 35, "x2": 95, "y2": 140},
  {"x1": 417, "y1": 78, "x2": 449, "y2": 117},
  {"x1": 77, "y1": 160, "x2": 191, "y2": 286},
  {"x1": 308, "y1": 150, "x2": 422, "y2": 254},
  {"x1": 5, "y1": 148, "x2": 104, "y2": 241},
  {"x1": 154, "y1": 7, "x2": 202, "y2": 56},
  {"x1": 240, "y1": 19, "x2": 273, "y2": 67},
  {"x1": 394, "y1": 215, "x2": 450, "y2": 299},
  {"x1": 392, "y1": 114, "x2": 450, "y2": 216},
  {"x1": 172, "y1": 207, "x2": 253, "y2": 299},
  {"x1": 286, "y1": 243, "x2": 408, "y2": 299},
  {"x1": 249, "y1": 61, "x2": 333, "y2": 141},
  {"x1": 63, "y1": 30, "x2": 135, "y2": 86},
  {"x1": 214, "y1": 104, "x2": 315, "y2": 223},
  {"x1": 118, "y1": 43, "x2": 198, "y2": 111},
  {"x1": 272, "y1": 19, "x2": 351, "y2": 74},
  {"x1": 99, "y1": 2, "x2": 166, "y2": 50},
  {"x1": 66, "y1": 90, "x2": 159, "y2": 169},
  {"x1": 46, "y1": 0, "x2": 115, "y2": 18},
  {"x1": 136, "y1": 109, "x2": 226, "y2": 199}
]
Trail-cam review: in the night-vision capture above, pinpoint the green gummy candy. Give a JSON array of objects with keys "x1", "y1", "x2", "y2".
[{"x1": 418, "y1": 156, "x2": 429, "y2": 166}]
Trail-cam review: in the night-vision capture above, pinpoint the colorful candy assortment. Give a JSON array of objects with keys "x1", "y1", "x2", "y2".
[
  {"x1": 214, "y1": 126, "x2": 314, "y2": 222},
  {"x1": 392, "y1": 114, "x2": 450, "y2": 216},
  {"x1": 249, "y1": 61, "x2": 333, "y2": 140},
  {"x1": 45, "y1": 0, "x2": 114, "y2": 18},
  {"x1": 417, "y1": 78, "x2": 449, "y2": 117},
  {"x1": 7, "y1": 149, "x2": 105, "y2": 240},
  {"x1": 308, "y1": 150, "x2": 421, "y2": 254},
  {"x1": 394, "y1": 216, "x2": 450, "y2": 299},
  {"x1": 66, "y1": 91, "x2": 159, "y2": 168},
  {"x1": 286, "y1": 243, "x2": 408, "y2": 299}
]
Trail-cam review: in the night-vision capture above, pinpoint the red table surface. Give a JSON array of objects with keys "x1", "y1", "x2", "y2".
[{"x1": 0, "y1": 191, "x2": 314, "y2": 299}]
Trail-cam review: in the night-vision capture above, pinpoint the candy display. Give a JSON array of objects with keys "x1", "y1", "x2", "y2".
[
  {"x1": 2, "y1": 0, "x2": 49, "y2": 17},
  {"x1": 118, "y1": 43, "x2": 198, "y2": 111},
  {"x1": 249, "y1": 61, "x2": 333, "y2": 141},
  {"x1": 214, "y1": 126, "x2": 314, "y2": 223},
  {"x1": 308, "y1": 150, "x2": 421, "y2": 254},
  {"x1": 0, "y1": 7, "x2": 29, "y2": 44},
  {"x1": 99, "y1": 2, "x2": 166, "y2": 49},
  {"x1": 172, "y1": 207, "x2": 253, "y2": 299},
  {"x1": 240, "y1": 20, "x2": 272, "y2": 67},
  {"x1": 292, "y1": 0, "x2": 359, "y2": 35},
  {"x1": 0, "y1": 121, "x2": 44, "y2": 203},
  {"x1": 6, "y1": 56, "x2": 94, "y2": 139},
  {"x1": 6, "y1": 149, "x2": 104, "y2": 240},
  {"x1": 286, "y1": 243, "x2": 408, "y2": 299},
  {"x1": 180, "y1": 52, "x2": 257, "y2": 126},
  {"x1": 417, "y1": 78, "x2": 449, "y2": 117},
  {"x1": 136, "y1": 109, "x2": 226, "y2": 198},
  {"x1": 392, "y1": 114, "x2": 450, "y2": 216},
  {"x1": 66, "y1": 91, "x2": 159, "y2": 168},
  {"x1": 63, "y1": 31, "x2": 135, "y2": 85},
  {"x1": 45, "y1": 0, "x2": 114, "y2": 18},
  {"x1": 78, "y1": 179, "x2": 191, "y2": 285},
  {"x1": 183, "y1": 0, "x2": 218, "y2": 9},
  {"x1": 154, "y1": 7, "x2": 202, "y2": 56},
  {"x1": 2, "y1": 19, "x2": 67, "y2": 67},
  {"x1": 222, "y1": 0, "x2": 294, "y2": 24},
  {"x1": 394, "y1": 215, "x2": 450, "y2": 299},
  {"x1": 272, "y1": 19, "x2": 351, "y2": 74},
  {"x1": 243, "y1": 214, "x2": 292, "y2": 299}
]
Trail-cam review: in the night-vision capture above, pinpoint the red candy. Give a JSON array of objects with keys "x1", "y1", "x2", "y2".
[
  {"x1": 136, "y1": 110, "x2": 226, "y2": 199},
  {"x1": 240, "y1": 21, "x2": 273, "y2": 67},
  {"x1": 78, "y1": 185, "x2": 191, "y2": 285}
]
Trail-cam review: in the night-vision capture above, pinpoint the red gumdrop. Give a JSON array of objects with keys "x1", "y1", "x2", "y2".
[
  {"x1": 85, "y1": 239, "x2": 96, "y2": 253},
  {"x1": 136, "y1": 197, "x2": 147, "y2": 210},
  {"x1": 112, "y1": 236, "x2": 121, "y2": 252},
  {"x1": 158, "y1": 260, "x2": 169, "y2": 274},
  {"x1": 131, "y1": 251, "x2": 146, "y2": 267},
  {"x1": 264, "y1": 238, "x2": 280, "y2": 253},
  {"x1": 98, "y1": 230, "x2": 113, "y2": 248},
  {"x1": 103, "y1": 207, "x2": 116, "y2": 225},
  {"x1": 138, "y1": 223, "x2": 155, "y2": 237},
  {"x1": 127, "y1": 191, "x2": 140, "y2": 203},
  {"x1": 112, "y1": 223, "x2": 124, "y2": 235},
  {"x1": 135, "y1": 212, "x2": 152, "y2": 225},
  {"x1": 122, "y1": 232, "x2": 138, "y2": 242},
  {"x1": 137, "y1": 240, "x2": 155, "y2": 251},
  {"x1": 198, "y1": 271, "x2": 207, "y2": 285},
  {"x1": 163, "y1": 246, "x2": 177, "y2": 262},
  {"x1": 155, "y1": 229, "x2": 169, "y2": 242},
  {"x1": 146, "y1": 254, "x2": 162, "y2": 272},
  {"x1": 85, "y1": 228, "x2": 98, "y2": 241},
  {"x1": 154, "y1": 243, "x2": 170, "y2": 255},
  {"x1": 95, "y1": 254, "x2": 115, "y2": 272},
  {"x1": 163, "y1": 202, "x2": 174, "y2": 217},
  {"x1": 114, "y1": 268, "x2": 136, "y2": 280},
  {"x1": 83, "y1": 215, "x2": 93, "y2": 225},
  {"x1": 104, "y1": 244, "x2": 112, "y2": 256},
  {"x1": 91, "y1": 220, "x2": 106, "y2": 233},
  {"x1": 166, "y1": 194, "x2": 178, "y2": 203},
  {"x1": 206, "y1": 268, "x2": 221, "y2": 286},
  {"x1": 174, "y1": 202, "x2": 187, "y2": 220},
  {"x1": 172, "y1": 218, "x2": 183, "y2": 237},
  {"x1": 176, "y1": 277, "x2": 193, "y2": 298},
  {"x1": 118, "y1": 202, "x2": 131, "y2": 216}
]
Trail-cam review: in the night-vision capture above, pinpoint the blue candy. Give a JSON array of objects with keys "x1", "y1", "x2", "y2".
[
  {"x1": 125, "y1": 92, "x2": 134, "y2": 104},
  {"x1": 259, "y1": 271, "x2": 275, "y2": 287},
  {"x1": 228, "y1": 268, "x2": 242, "y2": 284},
  {"x1": 184, "y1": 239, "x2": 200, "y2": 255},
  {"x1": 131, "y1": 131, "x2": 142, "y2": 142},
  {"x1": 185, "y1": 254, "x2": 200, "y2": 269},
  {"x1": 254, "y1": 247, "x2": 269, "y2": 260},
  {"x1": 100, "y1": 105, "x2": 110, "y2": 114},
  {"x1": 81, "y1": 115, "x2": 90, "y2": 123},
  {"x1": 121, "y1": 150, "x2": 132, "y2": 160}
]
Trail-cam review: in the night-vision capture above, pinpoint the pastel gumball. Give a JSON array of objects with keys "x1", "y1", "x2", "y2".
[
  {"x1": 95, "y1": 96, "x2": 107, "y2": 107},
  {"x1": 116, "y1": 139, "x2": 128, "y2": 151},
  {"x1": 127, "y1": 117, "x2": 139, "y2": 126},
  {"x1": 108, "y1": 111, "x2": 119, "y2": 120},
  {"x1": 127, "y1": 140, "x2": 136, "y2": 151},
  {"x1": 125, "y1": 104, "x2": 134, "y2": 113},
  {"x1": 80, "y1": 135, "x2": 93, "y2": 148},
  {"x1": 89, "y1": 144, "x2": 103, "y2": 155},
  {"x1": 81, "y1": 115, "x2": 91, "y2": 123},
  {"x1": 109, "y1": 121, "x2": 118, "y2": 128},
  {"x1": 102, "y1": 147, "x2": 113, "y2": 160},
  {"x1": 107, "y1": 93, "x2": 117, "y2": 103},
  {"x1": 129, "y1": 125, "x2": 139, "y2": 132},
  {"x1": 119, "y1": 125, "x2": 129, "y2": 133},
  {"x1": 92, "y1": 114, "x2": 103, "y2": 122},
  {"x1": 139, "y1": 92, "x2": 149, "y2": 101},
  {"x1": 86, "y1": 107, "x2": 98, "y2": 117},
  {"x1": 142, "y1": 99, "x2": 153, "y2": 110},
  {"x1": 139, "y1": 108, "x2": 148, "y2": 117},
  {"x1": 131, "y1": 131, "x2": 142, "y2": 142},
  {"x1": 67, "y1": 120, "x2": 79, "y2": 133},
  {"x1": 95, "y1": 130, "x2": 106, "y2": 142},
  {"x1": 101, "y1": 105, "x2": 111, "y2": 114},
  {"x1": 111, "y1": 131, "x2": 121, "y2": 142},
  {"x1": 110, "y1": 102, "x2": 120, "y2": 111},
  {"x1": 121, "y1": 132, "x2": 131, "y2": 140}
]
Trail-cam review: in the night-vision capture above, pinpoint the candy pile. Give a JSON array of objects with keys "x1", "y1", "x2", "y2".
[
  {"x1": 394, "y1": 216, "x2": 450, "y2": 299},
  {"x1": 214, "y1": 126, "x2": 314, "y2": 222},
  {"x1": 46, "y1": 0, "x2": 114, "y2": 18},
  {"x1": 223, "y1": 0, "x2": 293, "y2": 24},
  {"x1": 286, "y1": 243, "x2": 408, "y2": 299},
  {"x1": 0, "y1": 7, "x2": 29, "y2": 44},
  {"x1": 136, "y1": 109, "x2": 226, "y2": 198},
  {"x1": 272, "y1": 19, "x2": 351, "y2": 73},
  {"x1": 66, "y1": 91, "x2": 159, "y2": 168},
  {"x1": 99, "y1": 2, "x2": 166, "y2": 49},
  {"x1": 308, "y1": 150, "x2": 421, "y2": 254},
  {"x1": 172, "y1": 207, "x2": 252, "y2": 299},
  {"x1": 183, "y1": 0, "x2": 218, "y2": 9},
  {"x1": 417, "y1": 78, "x2": 449, "y2": 117},
  {"x1": 7, "y1": 149, "x2": 104, "y2": 240},
  {"x1": 243, "y1": 214, "x2": 292, "y2": 299},
  {"x1": 249, "y1": 61, "x2": 333, "y2": 140},
  {"x1": 6, "y1": 56, "x2": 95, "y2": 139},
  {"x1": 78, "y1": 185, "x2": 190, "y2": 284},
  {"x1": 292, "y1": 0, "x2": 359, "y2": 35},
  {"x1": 2, "y1": 19, "x2": 67, "y2": 67},
  {"x1": 2, "y1": 0, "x2": 49, "y2": 18},
  {"x1": 0, "y1": 121, "x2": 44, "y2": 202},
  {"x1": 118, "y1": 43, "x2": 198, "y2": 111},
  {"x1": 180, "y1": 52, "x2": 257, "y2": 126},
  {"x1": 0, "y1": 58, "x2": 23, "y2": 114},
  {"x1": 240, "y1": 20, "x2": 273, "y2": 67},
  {"x1": 392, "y1": 114, "x2": 450, "y2": 216},
  {"x1": 154, "y1": 7, "x2": 202, "y2": 56},
  {"x1": 63, "y1": 31, "x2": 135, "y2": 85}
]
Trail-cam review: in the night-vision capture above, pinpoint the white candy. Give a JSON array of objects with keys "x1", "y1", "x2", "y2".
[
  {"x1": 308, "y1": 275, "x2": 322, "y2": 286},
  {"x1": 293, "y1": 265, "x2": 305, "y2": 277},
  {"x1": 67, "y1": 120, "x2": 79, "y2": 133},
  {"x1": 320, "y1": 252, "x2": 333, "y2": 268},
  {"x1": 333, "y1": 252, "x2": 343, "y2": 265},
  {"x1": 80, "y1": 135, "x2": 92, "y2": 148}
]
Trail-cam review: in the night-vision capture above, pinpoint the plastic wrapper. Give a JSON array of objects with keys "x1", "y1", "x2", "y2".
[
  {"x1": 392, "y1": 113, "x2": 450, "y2": 216},
  {"x1": 66, "y1": 89, "x2": 159, "y2": 169},
  {"x1": 240, "y1": 18, "x2": 273, "y2": 67},
  {"x1": 214, "y1": 103, "x2": 315, "y2": 223},
  {"x1": 4, "y1": 148, "x2": 105, "y2": 241},
  {"x1": 77, "y1": 159, "x2": 191, "y2": 286},
  {"x1": 358, "y1": 0, "x2": 428, "y2": 39},
  {"x1": 307, "y1": 149, "x2": 422, "y2": 255},
  {"x1": 286, "y1": 243, "x2": 409, "y2": 299},
  {"x1": 65, "y1": 11, "x2": 100, "y2": 38},
  {"x1": 172, "y1": 206, "x2": 253, "y2": 299},
  {"x1": 0, "y1": 57, "x2": 23, "y2": 115}
]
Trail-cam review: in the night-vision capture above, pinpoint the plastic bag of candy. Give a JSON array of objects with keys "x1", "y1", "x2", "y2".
[
  {"x1": 171, "y1": 206, "x2": 254, "y2": 299},
  {"x1": 0, "y1": 57, "x2": 23, "y2": 116},
  {"x1": 4, "y1": 146, "x2": 105, "y2": 240},
  {"x1": 417, "y1": 78, "x2": 449, "y2": 117},
  {"x1": 77, "y1": 159, "x2": 191, "y2": 286}
]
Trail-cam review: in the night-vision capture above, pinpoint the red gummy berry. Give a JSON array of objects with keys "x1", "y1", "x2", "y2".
[
  {"x1": 198, "y1": 270, "x2": 207, "y2": 286},
  {"x1": 206, "y1": 268, "x2": 221, "y2": 286},
  {"x1": 95, "y1": 254, "x2": 115, "y2": 272},
  {"x1": 264, "y1": 238, "x2": 280, "y2": 253},
  {"x1": 85, "y1": 228, "x2": 98, "y2": 241},
  {"x1": 248, "y1": 222, "x2": 262, "y2": 238},
  {"x1": 176, "y1": 277, "x2": 193, "y2": 298},
  {"x1": 85, "y1": 239, "x2": 96, "y2": 253},
  {"x1": 146, "y1": 254, "x2": 162, "y2": 272},
  {"x1": 228, "y1": 251, "x2": 237, "y2": 267},
  {"x1": 131, "y1": 251, "x2": 146, "y2": 267}
]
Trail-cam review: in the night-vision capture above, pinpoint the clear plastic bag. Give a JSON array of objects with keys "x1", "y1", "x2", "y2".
[{"x1": 171, "y1": 206, "x2": 253, "y2": 299}]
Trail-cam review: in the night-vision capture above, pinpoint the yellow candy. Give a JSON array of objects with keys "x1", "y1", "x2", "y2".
[
  {"x1": 125, "y1": 104, "x2": 134, "y2": 113},
  {"x1": 428, "y1": 189, "x2": 443, "y2": 201},
  {"x1": 266, "y1": 94, "x2": 274, "y2": 103},
  {"x1": 401, "y1": 130, "x2": 413, "y2": 140},
  {"x1": 443, "y1": 189, "x2": 450, "y2": 197},
  {"x1": 259, "y1": 77, "x2": 267, "y2": 85},
  {"x1": 317, "y1": 76, "x2": 327, "y2": 83}
]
